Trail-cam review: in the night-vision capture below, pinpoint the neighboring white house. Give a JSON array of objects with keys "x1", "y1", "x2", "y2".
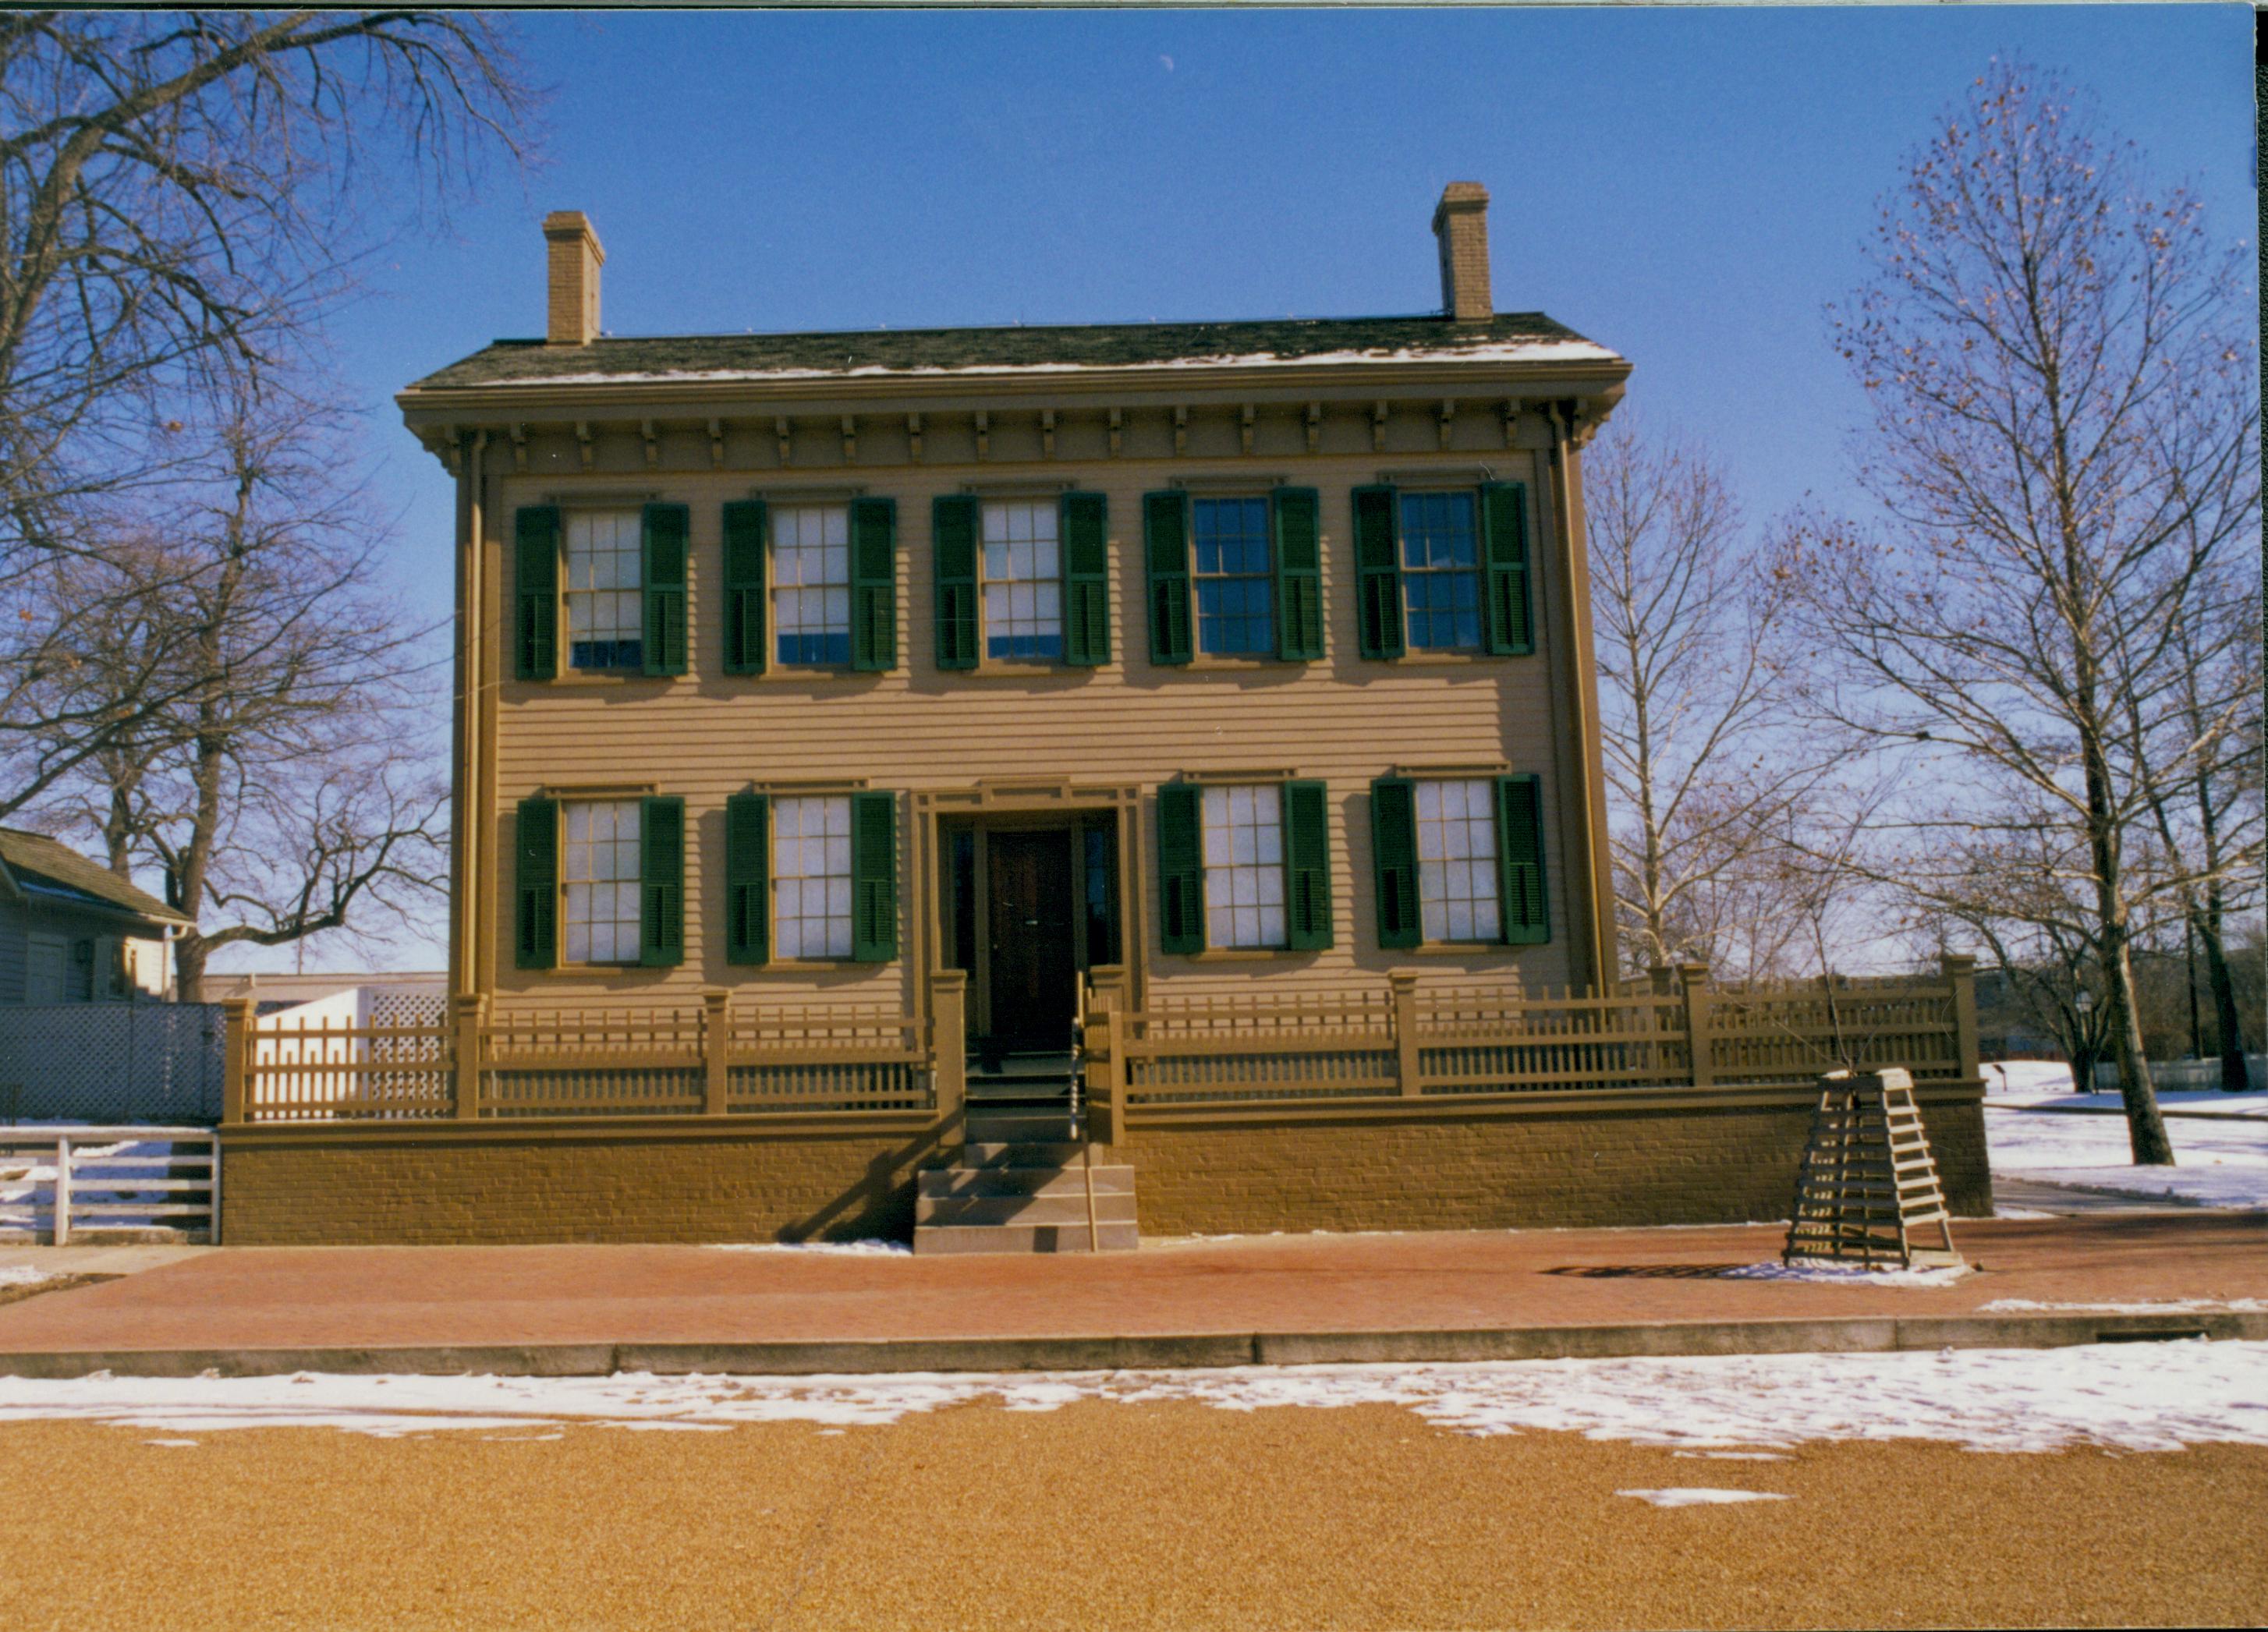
[{"x1": 0, "y1": 828, "x2": 187, "y2": 1004}]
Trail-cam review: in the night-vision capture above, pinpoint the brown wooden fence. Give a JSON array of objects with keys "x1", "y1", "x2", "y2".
[
  {"x1": 225, "y1": 960, "x2": 1978, "y2": 1131},
  {"x1": 1079, "y1": 958, "x2": 1980, "y2": 1134}
]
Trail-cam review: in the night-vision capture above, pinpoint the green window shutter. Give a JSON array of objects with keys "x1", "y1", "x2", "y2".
[
  {"x1": 932, "y1": 495, "x2": 980, "y2": 671},
  {"x1": 1156, "y1": 782, "x2": 1205, "y2": 954},
  {"x1": 849, "y1": 791, "x2": 898, "y2": 962},
  {"x1": 1283, "y1": 779, "x2": 1334, "y2": 951},
  {"x1": 1480, "y1": 483, "x2": 1534, "y2": 656},
  {"x1": 1352, "y1": 486, "x2": 1405, "y2": 660},
  {"x1": 1496, "y1": 774, "x2": 1550, "y2": 944},
  {"x1": 725, "y1": 791, "x2": 770, "y2": 965},
  {"x1": 1061, "y1": 490, "x2": 1111, "y2": 667},
  {"x1": 1272, "y1": 487, "x2": 1325, "y2": 662},
  {"x1": 1143, "y1": 490, "x2": 1192, "y2": 666},
  {"x1": 639, "y1": 795, "x2": 686, "y2": 967},
  {"x1": 513, "y1": 507, "x2": 560, "y2": 681},
  {"x1": 721, "y1": 501, "x2": 767, "y2": 675},
  {"x1": 514, "y1": 795, "x2": 558, "y2": 969},
  {"x1": 641, "y1": 504, "x2": 689, "y2": 677},
  {"x1": 1370, "y1": 777, "x2": 1421, "y2": 950},
  {"x1": 850, "y1": 497, "x2": 897, "y2": 671}
]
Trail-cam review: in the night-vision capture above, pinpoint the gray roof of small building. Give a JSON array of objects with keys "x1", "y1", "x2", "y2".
[
  {"x1": 407, "y1": 312, "x2": 1622, "y2": 391},
  {"x1": 0, "y1": 827, "x2": 190, "y2": 927}
]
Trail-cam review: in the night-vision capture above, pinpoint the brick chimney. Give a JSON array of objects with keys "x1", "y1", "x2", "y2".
[
  {"x1": 543, "y1": 211, "x2": 604, "y2": 346},
  {"x1": 1431, "y1": 182, "x2": 1493, "y2": 324}
]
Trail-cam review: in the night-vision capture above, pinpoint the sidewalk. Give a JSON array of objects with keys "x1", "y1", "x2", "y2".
[{"x1": 0, "y1": 1214, "x2": 2260, "y2": 1377}]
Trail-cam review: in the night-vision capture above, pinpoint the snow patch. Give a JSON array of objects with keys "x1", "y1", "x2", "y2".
[
  {"x1": 1980, "y1": 1297, "x2": 2268, "y2": 1315},
  {"x1": 2, "y1": 1343, "x2": 2263, "y2": 1453},
  {"x1": 0, "y1": 1266, "x2": 58, "y2": 1288},
  {"x1": 703, "y1": 1240, "x2": 911, "y2": 1256},
  {"x1": 1617, "y1": 1488, "x2": 1789, "y2": 1507},
  {"x1": 1722, "y1": 1261, "x2": 1969, "y2": 1287},
  {"x1": 1986, "y1": 1101, "x2": 2268, "y2": 1210}
]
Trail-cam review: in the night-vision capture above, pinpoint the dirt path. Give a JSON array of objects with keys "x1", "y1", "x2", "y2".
[{"x1": 2, "y1": 1400, "x2": 2259, "y2": 1629}]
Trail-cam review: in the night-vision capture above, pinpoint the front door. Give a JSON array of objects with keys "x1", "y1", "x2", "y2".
[{"x1": 986, "y1": 829, "x2": 1076, "y2": 1049}]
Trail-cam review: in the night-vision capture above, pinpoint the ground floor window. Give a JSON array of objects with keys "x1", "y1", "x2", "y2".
[
  {"x1": 1415, "y1": 779, "x2": 1500, "y2": 943},
  {"x1": 564, "y1": 799, "x2": 643, "y2": 964},
  {"x1": 1202, "y1": 784, "x2": 1286, "y2": 949},
  {"x1": 774, "y1": 795, "x2": 853, "y2": 959}
]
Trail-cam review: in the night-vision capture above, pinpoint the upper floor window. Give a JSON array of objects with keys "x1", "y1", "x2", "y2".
[
  {"x1": 1398, "y1": 491, "x2": 1482, "y2": 652},
  {"x1": 771, "y1": 504, "x2": 852, "y2": 667},
  {"x1": 983, "y1": 500, "x2": 1063, "y2": 661},
  {"x1": 565, "y1": 510, "x2": 643, "y2": 671},
  {"x1": 1191, "y1": 498, "x2": 1274, "y2": 657}
]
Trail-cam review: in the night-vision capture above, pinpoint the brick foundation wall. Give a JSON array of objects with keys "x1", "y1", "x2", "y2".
[
  {"x1": 1117, "y1": 1093, "x2": 1990, "y2": 1236},
  {"x1": 220, "y1": 1092, "x2": 1989, "y2": 1244},
  {"x1": 221, "y1": 1120, "x2": 947, "y2": 1246}
]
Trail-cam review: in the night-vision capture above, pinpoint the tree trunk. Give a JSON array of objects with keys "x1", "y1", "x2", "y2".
[
  {"x1": 174, "y1": 933, "x2": 209, "y2": 1006},
  {"x1": 2100, "y1": 934, "x2": 2175, "y2": 1164},
  {"x1": 2198, "y1": 885, "x2": 2251, "y2": 1092}
]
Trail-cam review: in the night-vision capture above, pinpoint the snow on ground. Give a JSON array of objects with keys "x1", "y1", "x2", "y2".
[
  {"x1": 1617, "y1": 1489, "x2": 1788, "y2": 1506},
  {"x1": 0, "y1": 1266, "x2": 57, "y2": 1288},
  {"x1": 1981, "y1": 1297, "x2": 2268, "y2": 1315},
  {"x1": 1985, "y1": 1092, "x2": 2268, "y2": 1210},
  {"x1": 1722, "y1": 1262, "x2": 1969, "y2": 1287},
  {"x1": 1983, "y1": 1061, "x2": 2078, "y2": 1095},
  {"x1": 2, "y1": 1343, "x2": 2264, "y2": 1453},
  {"x1": 703, "y1": 1241, "x2": 910, "y2": 1256}
]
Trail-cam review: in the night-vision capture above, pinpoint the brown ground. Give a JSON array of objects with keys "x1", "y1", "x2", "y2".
[{"x1": 1, "y1": 1403, "x2": 2259, "y2": 1630}]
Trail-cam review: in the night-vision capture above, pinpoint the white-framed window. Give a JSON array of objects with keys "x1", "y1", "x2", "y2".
[
  {"x1": 1202, "y1": 783, "x2": 1287, "y2": 950},
  {"x1": 562, "y1": 798, "x2": 643, "y2": 964},
  {"x1": 982, "y1": 500, "x2": 1062, "y2": 660},
  {"x1": 565, "y1": 509, "x2": 644, "y2": 671},
  {"x1": 1191, "y1": 497, "x2": 1274, "y2": 656},
  {"x1": 773, "y1": 795, "x2": 853, "y2": 959},
  {"x1": 1415, "y1": 779, "x2": 1501, "y2": 943},
  {"x1": 1398, "y1": 490, "x2": 1483, "y2": 652},
  {"x1": 771, "y1": 504, "x2": 852, "y2": 667}
]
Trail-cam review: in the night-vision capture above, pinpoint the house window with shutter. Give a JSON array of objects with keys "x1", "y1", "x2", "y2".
[
  {"x1": 1203, "y1": 784, "x2": 1287, "y2": 949},
  {"x1": 981, "y1": 501, "x2": 1063, "y2": 660},
  {"x1": 772, "y1": 795, "x2": 854, "y2": 959},
  {"x1": 1191, "y1": 498, "x2": 1274, "y2": 656},
  {"x1": 564, "y1": 511, "x2": 644, "y2": 670},
  {"x1": 1415, "y1": 780, "x2": 1501, "y2": 942},
  {"x1": 771, "y1": 504, "x2": 852, "y2": 666},
  {"x1": 563, "y1": 799, "x2": 643, "y2": 963},
  {"x1": 1398, "y1": 492, "x2": 1483, "y2": 652}
]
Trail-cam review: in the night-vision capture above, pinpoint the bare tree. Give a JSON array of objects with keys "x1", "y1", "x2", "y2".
[
  {"x1": 1589, "y1": 417, "x2": 1837, "y2": 976},
  {"x1": 1780, "y1": 60, "x2": 2260, "y2": 1163},
  {"x1": 31, "y1": 386, "x2": 446, "y2": 999},
  {"x1": 0, "y1": 11, "x2": 530, "y2": 813}
]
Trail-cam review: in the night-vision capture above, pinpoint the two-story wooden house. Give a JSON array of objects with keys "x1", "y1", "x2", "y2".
[{"x1": 214, "y1": 183, "x2": 1991, "y2": 1248}]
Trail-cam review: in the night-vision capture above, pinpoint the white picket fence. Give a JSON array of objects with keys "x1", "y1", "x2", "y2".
[{"x1": 0, "y1": 1126, "x2": 218, "y2": 1244}]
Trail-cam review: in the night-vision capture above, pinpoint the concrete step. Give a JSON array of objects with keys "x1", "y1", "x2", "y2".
[
  {"x1": 966, "y1": 1082, "x2": 1076, "y2": 1103},
  {"x1": 919, "y1": 1164, "x2": 1135, "y2": 1199},
  {"x1": 916, "y1": 1191, "x2": 1140, "y2": 1227},
  {"x1": 966, "y1": 1113, "x2": 1079, "y2": 1143},
  {"x1": 913, "y1": 1220, "x2": 1139, "y2": 1255},
  {"x1": 960, "y1": 1141, "x2": 1086, "y2": 1167}
]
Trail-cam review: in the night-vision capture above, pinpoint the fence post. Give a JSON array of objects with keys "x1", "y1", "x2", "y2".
[
  {"x1": 931, "y1": 970, "x2": 967, "y2": 1127},
  {"x1": 1082, "y1": 1000, "x2": 1120, "y2": 1145},
  {"x1": 51, "y1": 1135, "x2": 70, "y2": 1247},
  {"x1": 452, "y1": 993, "x2": 487, "y2": 1121},
  {"x1": 221, "y1": 997, "x2": 253, "y2": 1125},
  {"x1": 703, "y1": 989, "x2": 731, "y2": 1116},
  {"x1": 1941, "y1": 953, "x2": 1980, "y2": 1083},
  {"x1": 1391, "y1": 971, "x2": 1423, "y2": 1097},
  {"x1": 1678, "y1": 961, "x2": 1713, "y2": 1090}
]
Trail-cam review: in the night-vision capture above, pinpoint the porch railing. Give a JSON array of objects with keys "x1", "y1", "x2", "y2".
[
  {"x1": 1079, "y1": 958, "x2": 1980, "y2": 1129},
  {"x1": 224, "y1": 981, "x2": 962, "y2": 1126}
]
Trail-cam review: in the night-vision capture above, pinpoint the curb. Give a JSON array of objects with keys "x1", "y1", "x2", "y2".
[{"x1": 2, "y1": 1311, "x2": 2263, "y2": 1381}]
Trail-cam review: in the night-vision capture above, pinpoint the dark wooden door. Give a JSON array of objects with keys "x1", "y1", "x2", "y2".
[{"x1": 986, "y1": 830, "x2": 1076, "y2": 1047}]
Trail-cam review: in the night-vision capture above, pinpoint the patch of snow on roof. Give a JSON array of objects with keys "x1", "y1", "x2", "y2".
[{"x1": 470, "y1": 338, "x2": 1624, "y2": 388}]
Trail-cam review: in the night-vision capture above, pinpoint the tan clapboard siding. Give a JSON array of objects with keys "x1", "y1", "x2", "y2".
[{"x1": 484, "y1": 450, "x2": 1585, "y2": 1009}]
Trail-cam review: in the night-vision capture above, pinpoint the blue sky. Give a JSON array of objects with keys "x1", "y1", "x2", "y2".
[{"x1": 260, "y1": 3, "x2": 2258, "y2": 974}]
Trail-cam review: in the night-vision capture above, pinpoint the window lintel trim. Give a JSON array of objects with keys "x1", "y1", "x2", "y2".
[{"x1": 1174, "y1": 768, "x2": 1302, "y2": 786}]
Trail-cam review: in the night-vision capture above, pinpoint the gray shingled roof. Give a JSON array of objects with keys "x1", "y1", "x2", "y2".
[
  {"x1": 408, "y1": 312, "x2": 1618, "y2": 391},
  {"x1": 0, "y1": 828, "x2": 189, "y2": 926}
]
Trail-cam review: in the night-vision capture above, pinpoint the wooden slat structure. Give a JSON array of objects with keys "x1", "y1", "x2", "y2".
[{"x1": 1782, "y1": 1067, "x2": 1962, "y2": 1269}]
